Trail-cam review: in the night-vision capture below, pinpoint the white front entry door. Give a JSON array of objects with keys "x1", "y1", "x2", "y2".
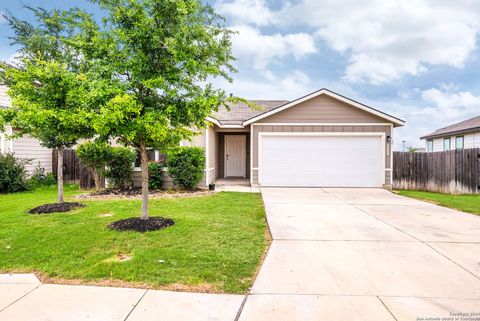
[
  {"x1": 259, "y1": 134, "x2": 384, "y2": 187},
  {"x1": 225, "y1": 135, "x2": 246, "y2": 177}
]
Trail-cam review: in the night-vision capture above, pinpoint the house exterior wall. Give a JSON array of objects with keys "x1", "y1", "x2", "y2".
[
  {"x1": 12, "y1": 135, "x2": 53, "y2": 174},
  {"x1": 425, "y1": 131, "x2": 480, "y2": 151},
  {"x1": 260, "y1": 94, "x2": 388, "y2": 124},
  {"x1": 133, "y1": 129, "x2": 210, "y2": 189},
  {"x1": 206, "y1": 126, "x2": 216, "y2": 185},
  {"x1": 0, "y1": 127, "x2": 53, "y2": 175}
]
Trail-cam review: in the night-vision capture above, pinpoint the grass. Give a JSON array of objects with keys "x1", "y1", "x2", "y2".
[
  {"x1": 396, "y1": 190, "x2": 480, "y2": 215},
  {"x1": 0, "y1": 185, "x2": 269, "y2": 293}
]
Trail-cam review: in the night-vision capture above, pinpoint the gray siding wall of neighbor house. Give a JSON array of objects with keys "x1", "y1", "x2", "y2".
[
  {"x1": 12, "y1": 134, "x2": 53, "y2": 174},
  {"x1": 250, "y1": 95, "x2": 394, "y2": 186},
  {"x1": 217, "y1": 132, "x2": 251, "y2": 179}
]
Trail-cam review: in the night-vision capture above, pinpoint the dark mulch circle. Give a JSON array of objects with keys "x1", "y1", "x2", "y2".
[
  {"x1": 28, "y1": 202, "x2": 85, "y2": 214},
  {"x1": 93, "y1": 187, "x2": 143, "y2": 196},
  {"x1": 108, "y1": 217, "x2": 175, "y2": 232}
]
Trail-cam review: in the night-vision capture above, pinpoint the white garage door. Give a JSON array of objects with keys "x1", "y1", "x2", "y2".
[{"x1": 259, "y1": 134, "x2": 384, "y2": 187}]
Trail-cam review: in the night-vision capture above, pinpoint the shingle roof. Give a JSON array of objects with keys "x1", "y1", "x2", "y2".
[
  {"x1": 421, "y1": 115, "x2": 480, "y2": 139},
  {"x1": 0, "y1": 85, "x2": 11, "y2": 108},
  {"x1": 211, "y1": 100, "x2": 288, "y2": 125}
]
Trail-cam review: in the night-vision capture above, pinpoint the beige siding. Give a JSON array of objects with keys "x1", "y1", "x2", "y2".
[
  {"x1": 251, "y1": 124, "x2": 392, "y2": 186},
  {"x1": 260, "y1": 95, "x2": 388, "y2": 124},
  {"x1": 184, "y1": 130, "x2": 206, "y2": 148},
  {"x1": 208, "y1": 127, "x2": 215, "y2": 169},
  {"x1": 205, "y1": 127, "x2": 216, "y2": 185},
  {"x1": 12, "y1": 134, "x2": 53, "y2": 174}
]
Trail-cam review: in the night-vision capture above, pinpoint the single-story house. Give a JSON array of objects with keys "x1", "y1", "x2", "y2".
[
  {"x1": 0, "y1": 85, "x2": 53, "y2": 174},
  {"x1": 190, "y1": 88, "x2": 405, "y2": 188},
  {"x1": 2, "y1": 84, "x2": 405, "y2": 188},
  {"x1": 420, "y1": 115, "x2": 480, "y2": 152}
]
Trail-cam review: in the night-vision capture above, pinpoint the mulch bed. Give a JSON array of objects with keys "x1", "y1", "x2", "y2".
[
  {"x1": 76, "y1": 187, "x2": 212, "y2": 200},
  {"x1": 108, "y1": 217, "x2": 175, "y2": 232},
  {"x1": 28, "y1": 202, "x2": 85, "y2": 214},
  {"x1": 92, "y1": 187, "x2": 148, "y2": 196}
]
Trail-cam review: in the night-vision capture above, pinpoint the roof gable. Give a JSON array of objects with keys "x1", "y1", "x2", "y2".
[
  {"x1": 243, "y1": 88, "x2": 405, "y2": 127},
  {"x1": 421, "y1": 115, "x2": 480, "y2": 139}
]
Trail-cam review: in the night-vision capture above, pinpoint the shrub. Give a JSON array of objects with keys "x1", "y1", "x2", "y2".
[
  {"x1": 77, "y1": 141, "x2": 111, "y2": 190},
  {"x1": 104, "y1": 147, "x2": 136, "y2": 189},
  {"x1": 167, "y1": 147, "x2": 205, "y2": 190},
  {"x1": 29, "y1": 165, "x2": 56, "y2": 187},
  {"x1": 0, "y1": 153, "x2": 30, "y2": 193},
  {"x1": 148, "y1": 162, "x2": 163, "y2": 190}
]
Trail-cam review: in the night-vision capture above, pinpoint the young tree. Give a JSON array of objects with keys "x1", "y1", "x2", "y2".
[
  {"x1": 0, "y1": 7, "x2": 96, "y2": 203},
  {"x1": 82, "y1": 0, "x2": 239, "y2": 220}
]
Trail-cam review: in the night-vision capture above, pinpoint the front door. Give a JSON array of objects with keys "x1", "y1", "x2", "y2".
[{"x1": 225, "y1": 135, "x2": 246, "y2": 177}]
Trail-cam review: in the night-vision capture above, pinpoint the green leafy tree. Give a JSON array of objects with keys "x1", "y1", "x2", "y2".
[
  {"x1": 0, "y1": 7, "x2": 97, "y2": 203},
  {"x1": 81, "y1": 0, "x2": 240, "y2": 219}
]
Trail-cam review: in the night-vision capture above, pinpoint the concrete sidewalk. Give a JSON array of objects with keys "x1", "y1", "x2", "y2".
[{"x1": 0, "y1": 274, "x2": 244, "y2": 321}]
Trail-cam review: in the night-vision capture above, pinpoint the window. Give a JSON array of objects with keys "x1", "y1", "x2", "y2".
[
  {"x1": 134, "y1": 149, "x2": 163, "y2": 167},
  {"x1": 427, "y1": 139, "x2": 433, "y2": 152},
  {"x1": 455, "y1": 136, "x2": 464, "y2": 150},
  {"x1": 443, "y1": 137, "x2": 451, "y2": 151}
]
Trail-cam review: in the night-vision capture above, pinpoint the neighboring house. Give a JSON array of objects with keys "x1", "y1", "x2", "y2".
[
  {"x1": 420, "y1": 115, "x2": 480, "y2": 152},
  {"x1": 0, "y1": 85, "x2": 53, "y2": 174},
  {"x1": 190, "y1": 88, "x2": 405, "y2": 188}
]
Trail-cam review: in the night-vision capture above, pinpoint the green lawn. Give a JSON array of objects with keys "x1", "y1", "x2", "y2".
[
  {"x1": 396, "y1": 190, "x2": 480, "y2": 215},
  {"x1": 0, "y1": 185, "x2": 269, "y2": 293}
]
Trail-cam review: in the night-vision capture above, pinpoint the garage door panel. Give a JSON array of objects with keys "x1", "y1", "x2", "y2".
[{"x1": 260, "y1": 135, "x2": 383, "y2": 187}]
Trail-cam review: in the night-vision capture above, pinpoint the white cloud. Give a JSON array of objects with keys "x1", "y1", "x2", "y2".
[
  {"x1": 230, "y1": 25, "x2": 316, "y2": 75},
  {"x1": 215, "y1": 0, "x2": 276, "y2": 26},
  {"x1": 283, "y1": 0, "x2": 480, "y2": 84},
  {"x1": 278, "y1": 0, "x2": 480, "y2": 84},
  {"x1": 219, "y1": 0, "x2": 480, "y2": 84},
  {"x1": 420, "y1": 87, "x2": 480, "y2": 119},
  {"x1": 214, "y1": 70, "x2": 315, "y2": 100},
  {"x1": 0, "y1": 11, "x2": 6, "y2": 24}
]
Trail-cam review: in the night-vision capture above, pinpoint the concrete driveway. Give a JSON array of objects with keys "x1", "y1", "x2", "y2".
[{"x1": 239, "y1": 188, "x2": 480, "y2": 321}]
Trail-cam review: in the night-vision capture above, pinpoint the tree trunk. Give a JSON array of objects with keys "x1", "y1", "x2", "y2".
[
  {"x1": 139, "y1": 143, "x2": 149, "y2": 220},
  {"x1": 57, "y1": 148, "x2": 64, "y2": 204},
  {"x1": 92, "y1": 168, "x2": 102, "y2": 191}
]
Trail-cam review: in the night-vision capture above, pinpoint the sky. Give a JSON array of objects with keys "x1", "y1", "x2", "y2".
[{"x1": 1, "y1": 0, "x2": 480, "y2": 150}]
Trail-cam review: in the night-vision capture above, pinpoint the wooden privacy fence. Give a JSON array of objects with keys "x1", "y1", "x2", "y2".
[
  {"x1": 393, "y1": 149, "x2": 480, "y2": 194},
  {"x1": 52, "y1": 149, "x2": 104, "y2": 189}
]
